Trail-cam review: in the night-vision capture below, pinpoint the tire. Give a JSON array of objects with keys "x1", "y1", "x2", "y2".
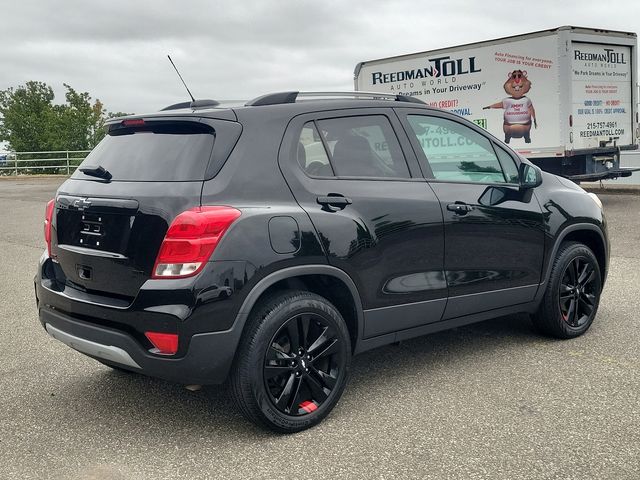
[
  {"x1": 230, "y1": 290, "x2": 351, "y2": 433},
  {"x1": 532, "y1": 241, "x2": 602, "y2": 339}
]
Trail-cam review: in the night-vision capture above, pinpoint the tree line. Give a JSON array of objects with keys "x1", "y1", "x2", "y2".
[{"x1": 0, "y1": 81, "x2": 128, "y2": 152}]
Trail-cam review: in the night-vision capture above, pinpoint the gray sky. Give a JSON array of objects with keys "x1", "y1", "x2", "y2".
[{"x1": 2, "y1": 0, "x2": 639, "y2": 114}]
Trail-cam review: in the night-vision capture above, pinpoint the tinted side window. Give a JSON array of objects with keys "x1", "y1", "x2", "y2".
[
  {"x1": 407, "y1": 115, "x2": 508, "y2": 184},
  {"x1": 315, "y1": 115, "x2": 410, "y2": 178},
  {"x1": 297, "y1": 122, "x2": 334, "y2": 177}
]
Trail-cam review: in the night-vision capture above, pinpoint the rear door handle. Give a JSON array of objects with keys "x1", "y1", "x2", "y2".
[
  {"x1": 317, "y1": 195, "x2": 352, "y2": 211},
  {"x1": 447, "y1": 202, "x2": 474, "y2": 215}
]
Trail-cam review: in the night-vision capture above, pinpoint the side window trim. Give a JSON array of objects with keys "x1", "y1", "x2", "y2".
[
  {"x1": 394, "y1": 109, "x2": 435, "y2": 179},
  {"x1": 398, "y1": 109, "x2": 520, "y2": 186},
  {"x1": 312, "y1": 119, "x2": 337, "y2": 176},
  {"x1": 490, "y1": 142, "x2": 520, "y2": 185},
  {"x1": 487, "y1": 141, "x2": 509, "y2": 183},
  {"x1": 390, "y1": 108, "x2": 429, "y2": 179},
  {"x1": 295, "y1": 121, "x2": 335, "y2": 178}
]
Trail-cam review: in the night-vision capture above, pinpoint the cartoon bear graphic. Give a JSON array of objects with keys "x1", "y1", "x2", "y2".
[{"x1": 483, "y1": 70, "x2": 537, "y2": 143}]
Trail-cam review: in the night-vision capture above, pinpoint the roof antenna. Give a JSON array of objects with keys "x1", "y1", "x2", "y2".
[{"x1": 167, "y1": 54, "x2": 195, "y2": 103}]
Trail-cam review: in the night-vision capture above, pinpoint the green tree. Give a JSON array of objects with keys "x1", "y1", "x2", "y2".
[
  {"x1": 0, "y1": 81, "x2": 57, "y2": 151},
  {"x1": 0, "y1": 81, "x2": 124, "y2": 152},
  {"x1": 54, "y1": 84, "x2": 107, "y2": 150}
]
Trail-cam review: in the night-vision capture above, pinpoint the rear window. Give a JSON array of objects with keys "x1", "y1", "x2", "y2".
[{"x1": 73, "y1": 122, "x2": 215, "y2": 182}]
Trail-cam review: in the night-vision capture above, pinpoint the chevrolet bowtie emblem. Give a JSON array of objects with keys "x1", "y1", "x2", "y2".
[{"x1": 73, "y1": 198, "x2": 92, "y2": 210}]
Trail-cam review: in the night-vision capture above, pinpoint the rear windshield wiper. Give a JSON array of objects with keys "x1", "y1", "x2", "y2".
[{"x1": 79, "y1": 165, "x2": 112, "y2": 181}]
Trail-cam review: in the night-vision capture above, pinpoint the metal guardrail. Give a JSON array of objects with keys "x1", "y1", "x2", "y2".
[{"x1": 0, "y1": 150, "x2": 91, "y2": 176}]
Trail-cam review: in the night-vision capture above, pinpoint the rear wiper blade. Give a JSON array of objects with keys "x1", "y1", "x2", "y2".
[{"x1": 79, "y1": 165, "x2": 112, "y2": 181}]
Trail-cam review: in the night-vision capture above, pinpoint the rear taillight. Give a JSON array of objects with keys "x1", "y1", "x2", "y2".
[
  {"x1": 152, "y1": 206, "x2": 241, "y2": 279},
  {"x1": 44, "y1": 199, "x2": 55, "y2": 257},
  {"x1": 145, "y1": 332, "x2": 179, "y2": 355}
]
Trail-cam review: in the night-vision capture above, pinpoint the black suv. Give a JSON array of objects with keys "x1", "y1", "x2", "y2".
[{"x1": 35, "y1": 92, "x2": 608, "y2": 432}]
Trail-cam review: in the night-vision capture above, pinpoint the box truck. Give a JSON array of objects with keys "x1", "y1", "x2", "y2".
[{"x1": 355, "y1": 26, "x2": 638, "y2": 181}]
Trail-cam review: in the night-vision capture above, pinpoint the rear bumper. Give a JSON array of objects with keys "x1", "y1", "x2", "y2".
[
  {"x1": 34, "y1": 251, "x2": 249, "y2": 384},
  {"x1": 46, "y1": 322, "x2": 141, "y2": 369},
  {"x1": 38, "y1": 305, "x2": 244, "y2": 384}
]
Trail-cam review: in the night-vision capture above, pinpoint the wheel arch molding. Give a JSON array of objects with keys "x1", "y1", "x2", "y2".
[
  {"x1": 543, "y1": 222, "x2": 608, "y2": 288},
  {"x1": 234, "y1": 265, "x2": 365, "y2": 352}
]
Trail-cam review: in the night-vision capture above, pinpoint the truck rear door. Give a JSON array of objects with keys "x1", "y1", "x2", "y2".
[{"x1": 570, "y1": 42, "x2": 634, "y2": 149}]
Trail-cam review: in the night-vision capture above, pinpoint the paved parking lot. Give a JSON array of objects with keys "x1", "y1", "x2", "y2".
[{"x1": 1, "y1": 177, "x2": 638, "y2": 479}]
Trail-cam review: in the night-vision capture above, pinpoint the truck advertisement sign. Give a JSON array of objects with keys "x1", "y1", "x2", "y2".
[
  {"x1": 357, "y1": 35, "x2": 562, "y2": 155},
  {"x1": 571, "y1": 42, "x2": 632, "y2": 149}
]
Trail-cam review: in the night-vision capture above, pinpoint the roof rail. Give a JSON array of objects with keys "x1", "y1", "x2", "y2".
[
  {"x1": 245, "y1": 91, "x2": 425, "y2": 106},
  {"x1": 161, "y1": 99, "x2": 220, "y2": 111}
]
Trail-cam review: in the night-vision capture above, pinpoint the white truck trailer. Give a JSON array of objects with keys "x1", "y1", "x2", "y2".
[{"x1": 355, "y1": 26, "x2": 638, "y2": 181}]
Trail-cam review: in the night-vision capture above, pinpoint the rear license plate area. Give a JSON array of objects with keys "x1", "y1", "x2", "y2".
[{"x1": 79, "y1": 213, "x2": 105, "y2": 248}]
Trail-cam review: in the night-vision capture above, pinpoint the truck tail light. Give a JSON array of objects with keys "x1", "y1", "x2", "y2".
[
  {"x1": 44, "y1": 199, "x2": 55, "y2": 257},
  {"x1": 569, "y1": 115, "x2": 573, "y2": 127},
  {"x1": 145, "y1": 332, "x2": 179, "y2": 355},
  {"x1": 152, "y1": 206, "x2": 241, "y2": 279}
]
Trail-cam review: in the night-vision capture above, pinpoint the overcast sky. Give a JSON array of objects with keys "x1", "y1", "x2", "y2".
[{"x1": 1, "y1": 0, "x2": 639, "y2": 114}]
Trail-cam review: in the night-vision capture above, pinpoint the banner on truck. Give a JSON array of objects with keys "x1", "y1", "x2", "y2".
[{"x1": 358, "y1": 35, "x2": 562, "y2": 155}]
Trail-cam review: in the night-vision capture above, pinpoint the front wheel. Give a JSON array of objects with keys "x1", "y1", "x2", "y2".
[
  {"x1": 230, "y1": 290, "x2": 351, "y2": 433},
  {"x1": 532, "y1": 242, "x2": 602, "y2": 339}
]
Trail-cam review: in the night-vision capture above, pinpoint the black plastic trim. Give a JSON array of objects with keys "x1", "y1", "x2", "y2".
[
  {"x1": 161, "y1": 99, "x2": 220, "y2": 111},
  {"x1": 536, "y1": 223, "x2": 608, "y2": 297},
  {"x1": 246, "y1": 91, "x2": 299, "y2": 106},
  {"x1": 363, "y1": 298, "x2": 446, "y2": 338},
  {"x1": 395, "y1": 95, "x2": 425, "y2": 104},
  {"x1": 235, "y1": 265, "x2": 365, "y2": 346},
  {"x1": 356, "y1": 300, "x2": 540, "y2": 354},
  {"x1": 161, "y1": 101, "x2": 192, "y2": 111},
  {"x1": 39, "y1": 307, "x2": 241, "y2": 384},
  {"x1": 443, "y1": 284, "x2": 538, "y2": 320},
  {"x1": 201, "y1": 119, "x2": 243, "y2": 180},
  {"x1": 190, "y1": 99, "x2": 220, "y2": 109}
]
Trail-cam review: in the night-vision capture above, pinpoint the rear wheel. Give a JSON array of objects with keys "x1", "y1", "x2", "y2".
[
  {"x1": 532, "y1": 242, "x2": 602, "y2": 339},
  {"x1": 230, "y1": 290, "x2": 351, "y2": 433}
]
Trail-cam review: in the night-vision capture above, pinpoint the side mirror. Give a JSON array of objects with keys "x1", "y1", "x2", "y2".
[{"x1": 519, "y1": 163, "x2": 542, "y2": 190}]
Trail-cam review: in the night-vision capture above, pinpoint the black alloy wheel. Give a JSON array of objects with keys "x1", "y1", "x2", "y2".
[
  {"x1": 532, "y1": 241, "x2": 602, "y2": 339},
  {"x1": 558, "y1": 256, "x2": 598, "y2": 328},
  {"x1": 230, "y1": 290, "x2": 351, "y2": 433},
  {"x1": 264, "y1": 313, "x2": 343, "y2": 416}
]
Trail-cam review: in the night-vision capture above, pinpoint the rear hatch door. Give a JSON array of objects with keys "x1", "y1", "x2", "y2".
[{"x1": 50, "y1": 116, "x2": 232, "y2": 302}]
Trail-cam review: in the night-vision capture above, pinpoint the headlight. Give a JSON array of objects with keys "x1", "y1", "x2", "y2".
[{"x1": 587, "y1": 192, "x2": 603, "y2": 209}]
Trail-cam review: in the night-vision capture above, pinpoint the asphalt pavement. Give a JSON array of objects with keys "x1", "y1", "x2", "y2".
[{"x1": 0, "y1": 177, "x2": 638, "y2": 479}]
